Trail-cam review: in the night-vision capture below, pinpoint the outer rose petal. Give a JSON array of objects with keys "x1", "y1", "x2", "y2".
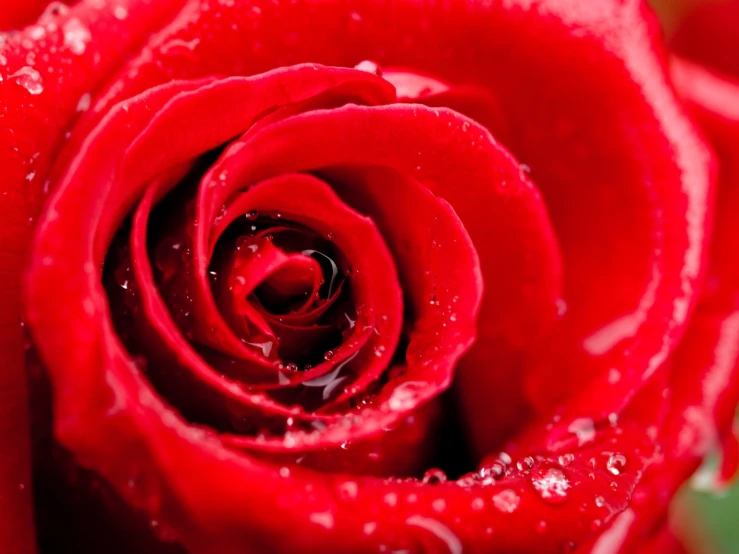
[
  {"x1": 578, "y1": 49, "x2": 739, "y2": 554},
  {"x1": 0, "y1": 2, "x2": 185, "y2": 551}
]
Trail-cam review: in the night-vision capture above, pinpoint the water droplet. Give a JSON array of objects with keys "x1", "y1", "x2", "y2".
[
  {"x1": 530, "y1": 466, "x2": 570, "y2": 504},
  {"x1": 471, "y1": 497, "x2": 485, "y2": 511},
  {"x1": 285, "y1": 362, "x2": 298, "y2": 371},
  {"x1": 492, "y1": 489, "x2": 520, "y2": 513},
  {"x1": 516, "y1": 457, "x2": 534, "y2": 471},
  {"x1": 387, "y1": 381, "x2": 422, "y2": 411},
  {"x1": 536, "y1": 520, "x2": 547, "y2": 534},
  {"x1": 323, "y1": 350, "x2": 335, "y2": 361},
  {"x1": 558, "y1": 453, "x2": 574, "y2": 467},
  {"x1": 10, "y1": 66, "x2": 43, "y2": 95},
  {"x1": 432, "y1": 498, "x2": 446, "y2": 512},
  {"x1": 456, "y1": 472, "x2": 480, "y2": 487},
  {"x1": 309, "y1": 511, "x2": 335, "y2": 529},
  {"x1": 279, "y1": 466, "x2": 290, "y2": 478},
  {"x1": 422, "y1": 468, "x2": 447, "y2": 485},
  {"x1": 606, "y1": 453, "x2": 627, "y2": 476},
  {"x1": 63, "y1": 18, "x2": 91, "y2": 55},
  {"x1": 384, "y1": 492, "x2": 398, "y2": 507},
  {"x1": 42, "y1": 2, "x2": 69, "y2": 19},
  {"x1": 113, "y1": 6, "x2": 129, "y2": 19},
  {"x1": 338, "y1": 480, "x2": 358, "y2": 500},
  {"x1": 594, "y1": 495, "x2": 606, "y2": 508},
  {"x1": 480, "y1": 462, "x2": 505, "y2": 484},
  {"x1": 568, "y1": 418, "x2": 596, "y2": 446}
]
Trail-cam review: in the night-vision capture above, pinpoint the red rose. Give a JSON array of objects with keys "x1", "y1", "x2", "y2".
[{"x1": 0, "y1": 0, "x2": 734, "y2": 552}]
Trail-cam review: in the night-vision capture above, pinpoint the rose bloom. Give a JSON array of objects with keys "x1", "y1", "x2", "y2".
[{"x1": 0, "y1": 0, "x2": 737, "y2": 553}]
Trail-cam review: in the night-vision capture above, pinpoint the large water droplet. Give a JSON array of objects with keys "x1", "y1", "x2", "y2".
[
  {"x1": 10, "y1": 66, "x2": 44, "y2": 95},
  {"x1": 530, "y1": 466, "x2": 570, "y2": 504}
]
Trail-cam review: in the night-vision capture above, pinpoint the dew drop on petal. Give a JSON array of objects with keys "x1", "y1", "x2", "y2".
[
  {"x1": 432, "y1": 498, "x2": 446, "y2": 513},
  {"x1": 387, "y1": 382, "x2": 422, "y2": 411},
  {"x1": 516, "y1": 457, "x2": 534, "y2": 471},
  {"x1": 337, "y1": 480, "x2": 358, "y2": 500},
  {"x1": 530, "y1": 466, "x2": 570, "y2": 505},
  {"x1": 456, "y1": 472, "x2": 480, "y2": 487},
  {"x1": 480, "y1": 462, "x2": 505, "y2": 484},
  {"x1": 558, "y1": 453, "x2": 574, "y2": 467},
  {"x1": 309, "y1": 511, "x2": 335, "y2": 529},
  {"x1": 354, "y1": 60, "x2": 382, "y2": 76},
  {"x1": 422, "y1": 468, "x2": 448, "y2": 485},
  {"x1": 10, "y1": 66, "x2": 44, "y2": 95},
  {"x1": 568, "y1": 418, "x2": 596, "y2": 446},
  {"x1": 113, "y1": 5, "x2": 128, "y2": 19},
  {"x1": 42, "y1": 1, "x2": 69, "y2": 19},
  {"x1": 492, "y1": 489, "x2": 520, "y2": 513},
  {"x1": 63, "y1": 18, "x2": 91, "y2": 55},
  {"x1": 606, "y1": 453, "x2": 627, "y2": 476}
]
